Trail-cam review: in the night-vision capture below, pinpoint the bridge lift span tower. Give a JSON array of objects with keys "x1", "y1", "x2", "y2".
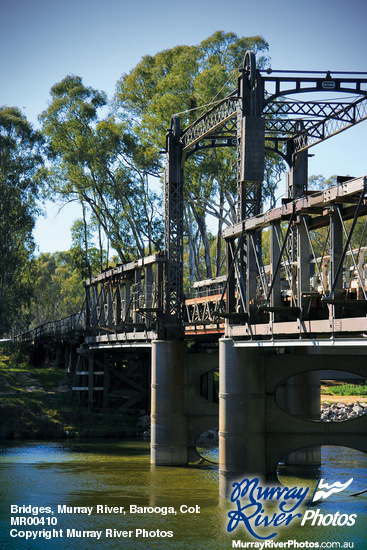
[{"x1": 153, "y1": 51, "x2": 367, "y2": 495}]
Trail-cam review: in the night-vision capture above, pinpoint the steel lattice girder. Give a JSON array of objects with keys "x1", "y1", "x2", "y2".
[
  {"x1": 293, "y1": 97, "x2": 367, "y2": 152},
  {"x1": 181, "y1": 96, "x2": 237, "y2": 152},
  {"x1": 179, "y1": 75, "x2": 367, "y2": 157}
]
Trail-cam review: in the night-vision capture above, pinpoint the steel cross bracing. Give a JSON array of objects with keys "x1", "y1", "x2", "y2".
[
  {"x1": 179, "y1": 75, "x2": 367, "y2": 160},
  {"x1": 222, "y1": 176, "x2": 367, "y2": 339},
  {"x1": 180, "y1": 96, "x2": 238, "y2": 158},
  {"x1": 163, "y1": 51, "x2": 367, "y2": 333}
]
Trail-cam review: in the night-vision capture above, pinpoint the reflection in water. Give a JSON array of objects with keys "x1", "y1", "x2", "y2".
[{"x1": 0, "y1": 440, "x2": 366, "y2": 549}]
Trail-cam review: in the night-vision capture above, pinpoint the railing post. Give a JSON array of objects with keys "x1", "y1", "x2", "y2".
[
  {"x1": 114, "y1": 280, "x2": 121, "y2": 326},
  {"x1": 226, "y1": 240, "x2": 236, "y2": 317}
]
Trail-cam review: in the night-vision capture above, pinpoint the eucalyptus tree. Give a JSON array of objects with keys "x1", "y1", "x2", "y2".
[
  {"x1": 39, "y1": 76, "x2": 163, "y2": 267},
  {"x1": 114, "y1": 31, "x2": 279, "y2": 280},
  {"x1": 0, "y1": 106, "x2": 44, "y2": 334},
  {"x1": 24, "y1": 251, "x2": 85, "y2": 328}
]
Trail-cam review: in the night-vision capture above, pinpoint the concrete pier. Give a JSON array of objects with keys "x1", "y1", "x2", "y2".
[
  {"x1": 219, "y1": 338, "x2": 266, "y2": 497},
  {"x1": 217, "y1": 340, "x2": 367, "y2": 497},
  {"x1": 151, "y1": 340, "x2": 188, "y2": 465}
]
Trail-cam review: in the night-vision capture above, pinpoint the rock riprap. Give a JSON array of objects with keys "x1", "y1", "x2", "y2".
[{"x1": 321, "y1": 401, "x2": 367, "y2": 422}]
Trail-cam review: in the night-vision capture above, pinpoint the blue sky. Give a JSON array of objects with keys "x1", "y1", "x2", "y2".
[{"x1": 1, "y1": 0, "x2": 367, "y2": 253}]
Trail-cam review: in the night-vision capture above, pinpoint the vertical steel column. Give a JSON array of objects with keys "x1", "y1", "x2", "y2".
[
  {"x1": 225, "y1": 240, "x2": 236, "y2": 318},
  {"x1": 286, "y1": 143, "x2": 309, "y2": 286},
  {"x1": 219, "y1": 338, "x2": 266, "y2": 497},
  {"x1": 164, "y1": 116, "x2": 184, "y2": 339},
  {"x1": 151, "y1": 340, "x2": 188, "y2": 465},
  {"x1": 124, "y1": 283, "x2": 131, "y2": 323},
  {"x1": 106, "y1": 283, "x2": 113, "y2": 325},
  {"x1": 100, "y1": 284, "x2": 106, "y2": 325},
  {"x1": 237, "y1": 51, "x2": 265, "y2": 222},
  {"x1": 145, "y1": 264, "x2": 153, "y2": 310},
  {"x1": 246, "y1": 232, "x2": 258, "y2": 318},
  {"x1": 286, "y1": 147, "x2": 308, "y2": 200},
  {"x1": 330, "y1": 204, "x2": 344, "y2": 299},
  {"x1": 91, "y1": 285, "x2": 98, "y2": 325},
  {"x1": 270, "y1": 222, "x2": 282, "y2": 309},
  {"x1": 156, "y1": 260, "x2": 165, "y2": 339},
  {"x1": 84, "y1": 284, "x2": 91, "y2": 328},
  {"x1": 133, "y1": 269, "x2": 141, "y2": 324},
  {"x1": 297, "y1": 215, "x2": 310, "y2": 311},
  {"x1": 236, "y1": 52, "x2": 265, "y2": 317},
  {"x1": 154, "y1": 115, "x2": 185, "y2": 460}
]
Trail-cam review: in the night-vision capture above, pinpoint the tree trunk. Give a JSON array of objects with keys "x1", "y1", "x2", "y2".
[
  {"x1": 81, "y1": 202, "x2": 92, "y2": 279},
  {"x1": 192, "y1": 206, "x2": 212, "y2": 279},
  {"x1": 184, "y1": 206, "x2": 196, "y2": 286},
  {"x1": 216, "y1": 188, "x2": 224, "y2": 277}
]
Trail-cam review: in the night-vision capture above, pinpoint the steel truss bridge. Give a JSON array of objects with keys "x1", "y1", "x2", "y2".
[
  {"x1": 18, "y1": 52, "x2": 367, "y2": 493},
  {"x1": 19, "y1": 52, "x2": 367, "y2": 346}
]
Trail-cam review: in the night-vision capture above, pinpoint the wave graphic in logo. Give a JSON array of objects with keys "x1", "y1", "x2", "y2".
[{"x1": 312, "y1": 478, "x2": 353, "y2": 502}]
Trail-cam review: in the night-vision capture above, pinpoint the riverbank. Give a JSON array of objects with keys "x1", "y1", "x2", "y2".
[
  {"x1": 1, "y1": 343, "x2": 366, "y2": 441},
  {"x1": 0, "y1": 344, "x2": 142, "y2": 440}
]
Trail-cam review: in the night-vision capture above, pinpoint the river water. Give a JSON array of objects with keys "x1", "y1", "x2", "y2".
[{"x1": 0, "y1": 439, "x2": 366, "y2": 549}]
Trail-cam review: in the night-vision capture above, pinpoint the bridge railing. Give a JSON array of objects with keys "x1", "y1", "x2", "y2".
[
  {"x1": 15, "y1": 311, "x2": 86, "y2": 344},
  {"x1": 83, "y1": 254, "x2": 166, "y2": 335},
  {"x1": 222, "y1": 176, "x2": 367, "y2": 336},
  {"x1": 18, "y1": 176, "x2": 367, "y2": 346},
  {"x1": 184, "y1": 276, "x2": 226, "y2": 335}
]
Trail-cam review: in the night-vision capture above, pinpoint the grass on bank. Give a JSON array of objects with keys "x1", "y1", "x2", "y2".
[
  {"x1": 0, "y1": 343, "x2": 142, "y2": 440},
  {"x1": 321, "y1": 383, "x2": 367, "y2": 397}
]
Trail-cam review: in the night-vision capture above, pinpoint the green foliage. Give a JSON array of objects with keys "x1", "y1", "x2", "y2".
[
  {"x1": 0, "y1": 345, "x2": 64, "y2": 392},
  {"x1": 308, "y1": 174, "x2": 337, "y2": 190},
  {"x1": 37, "y1": 33, "x2": 281, "y2": 286},
  {"x1": 22, "y1": 251, "x2": 85, "y2": 329},
  {"x1": 70, "y1": 217, "x2": 108, "y2": 278},
  {"x1": 0, "y1": 107, "x2": 44, "y2": 335},
  {"x1": 115, "y1": 31, "x2": 269, "y2": 151},
  {"x1": 307, "y1": 175, "x2": 367, "y2": 261},
  {"x1": 115, "y1": 31, "x2": 274, "y2": 280},
  {"x1": 324, "y1": 384, "x2": 367, "y2": 397},
  {"x1": 39, "y1": 75, "x2": 163, "y2": 264}
]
